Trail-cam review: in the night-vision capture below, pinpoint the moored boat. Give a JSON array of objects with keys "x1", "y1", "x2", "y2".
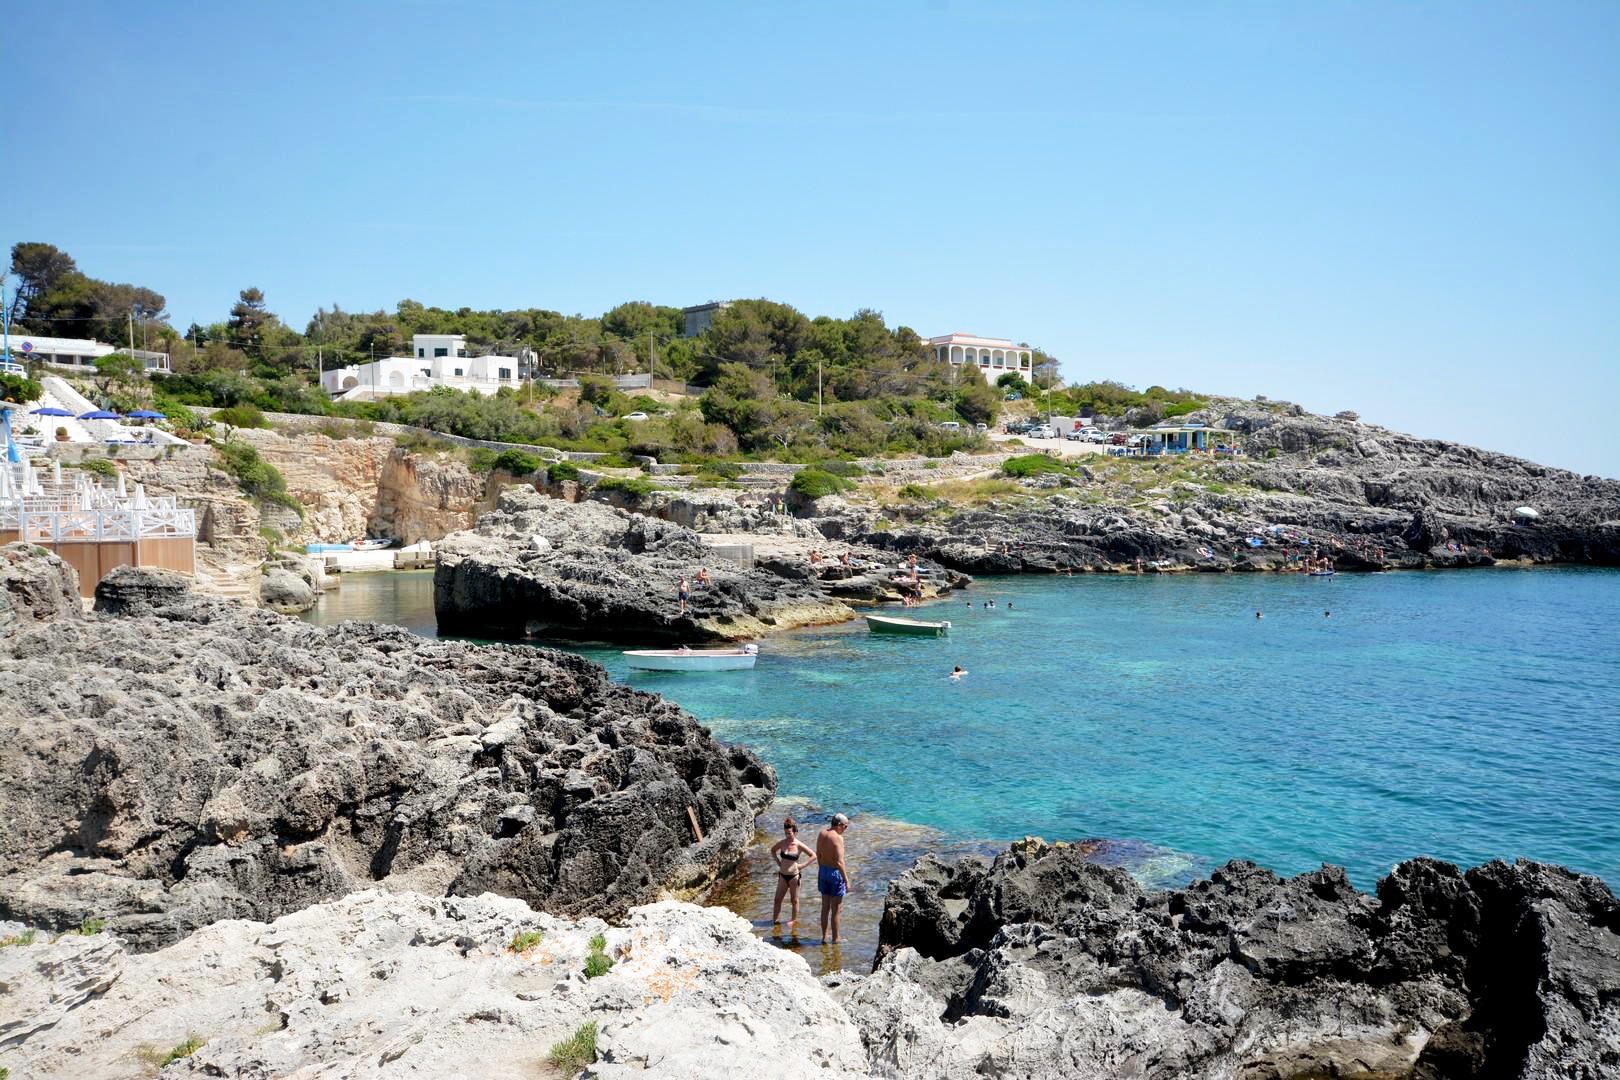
[
  {"x1": 623, "y1": 644, "x2": 759, "y2": 671},
  {"x1": 351, "y1": 538, "x2": 393, "y2": 551},
  {"x1": 865, "y1": 614, "x2": 951, "y2": 637}
]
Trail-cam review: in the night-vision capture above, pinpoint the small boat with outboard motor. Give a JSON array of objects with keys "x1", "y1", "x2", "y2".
[{"x1": 622, "y1": 644, "x2": 759, "y2": 671}]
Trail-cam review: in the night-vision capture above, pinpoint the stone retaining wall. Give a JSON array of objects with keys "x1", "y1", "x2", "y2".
[{"x1": 190, "y1": 407, "x2": 609, "y2": 463}]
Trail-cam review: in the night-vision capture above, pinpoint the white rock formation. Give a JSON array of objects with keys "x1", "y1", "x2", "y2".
[{"x1": 0, "y1": 894, "x2": 868, "y2": 1080}]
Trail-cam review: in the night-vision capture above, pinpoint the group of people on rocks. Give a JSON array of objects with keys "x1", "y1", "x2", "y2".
[{"x1": 675, "y1": 567, "x2": 711, "y2": 613}]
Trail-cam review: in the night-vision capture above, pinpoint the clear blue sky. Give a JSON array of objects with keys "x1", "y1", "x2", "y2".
[{"x1": 6, "y1": 1, "x2": 1617, "y2": 476}]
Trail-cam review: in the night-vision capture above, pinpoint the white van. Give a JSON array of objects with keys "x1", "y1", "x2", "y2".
[{"x1": 938, "y1": 421, "x2": 961, "y2": 431}]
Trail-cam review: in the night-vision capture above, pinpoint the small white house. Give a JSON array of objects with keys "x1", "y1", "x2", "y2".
[
  {"x1": 4, "y1": 334, "x2": 171, "y2": 373},
  {"x1": 321, "y1": 335, "x2": 529, "y2": 398}
]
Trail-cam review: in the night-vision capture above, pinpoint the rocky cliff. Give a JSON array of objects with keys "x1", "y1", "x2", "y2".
[
  {"x1": 833, "y1": 838, "x2": 1620, "y2": 1079},
  {"x1": 435, "y1": 486, "x2": 857, "y2": 642},
  {"x1": 829, "y1": 407, "x2": 1620, "y2": 574},
  {"x1": 0, "y1": 549, "x2": 773, "y2": 951}
]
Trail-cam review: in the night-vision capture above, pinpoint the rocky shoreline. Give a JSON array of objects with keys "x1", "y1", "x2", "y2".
[
  {"x1": 828, "y1": 408, "x2": 1620, "y2": 576},
  {"x1": 434, "y1": 486, "x2": 967, "y2": 644},
  {"x1": 3, "y1": 544, "x2": 1617, "y2": 1077},
  {"x1": 0, "y1": 545, "x2": 772, "y2": 950}
]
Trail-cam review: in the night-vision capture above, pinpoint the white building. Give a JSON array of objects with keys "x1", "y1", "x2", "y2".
[
  {"x1": 926, "y1": 333, "x2": 1033, "y2": 380},
  {"x1": 3, "y1": 333, "x2": 171, "y2": 373},
  {"x1": 320, "y1": 335, "x2": 530, "y2": 399}
]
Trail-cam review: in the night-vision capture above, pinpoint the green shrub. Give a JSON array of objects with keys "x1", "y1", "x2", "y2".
[
  {"x1": 392, "y1": 429, "x2": 443, "y2": 453},
  {"x1": 1002, "y1": 454, "x2": 1072, "y2": 477},
  {"x1": 0, "y1": 372, "x2": 44, "y2": 404},
  {"x1": 789, "y1": 468, "x2": 853, "y2": 499},
  {"x1": 314, "y1": 418, "x2": 376, "y2": 440},
  {"x1": 159, "y1": 402, "x2": 203, "y2": 436},
  {"x1": 75, "y1": 916, "x2": 106, "y2": 936},
  {"x1": 213, "y1": 404, "x2": 268, "y2": 432},
  {"x1": 0, "y1": 929, "x2": 37, "y2": 947},
  {"x1": 216, "y1": 441, "x2": 302, "y2": 515},
  {"x1": 548, "y1": 459, "x2": 581, "y2": 483},
  {"x1": 595, "y1": 475, "x2": 654, "y2": 501},
  {"x1": 897, "y1": 483, "x2": 930, "y2": 499},
  {"x1": 1265, "y1": 447, "x2": 1279, "y2": 459},
  {"x1": 161, "y1": 1036, "x2": 205, "y2": 1067},
  {"x1": 592, "y1": 451, "x2": 639, "y2": 469},
  {"x1": 76, "y1": 457, "x2": 118, "y2": 479},
  {"x1": 588, "y1": 933, "x2": 607, "y2": 953},
  {"x1": 583, "y1": 952, "x2": 614, "y2": 978},
  {"x1": 507, "y1": 929, "x2": 544, "y2": 953},
  {"x1": 466, "y1": 447, "x2": 499, "y2": 473},
  {"x1": 548, "y1": 1022, "x2": 598, "y2": 1071},
  {"x1": 1162, "y1": 399, "x2": 1206, "y2": 418},
  {"x1": 492, "y1": 448, "x2": 543, "y2": 475}
]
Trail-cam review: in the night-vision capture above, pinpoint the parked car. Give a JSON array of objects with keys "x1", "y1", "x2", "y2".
[
  {"x1": 1028, "y1": 425, "x2": 1056, "y2": 440},
  {"x1": 938, "y1": 421, "x2": 961, "y2": 431},
  {"x1": 1085, "y1": 429, "x2": 1110, "y2": 443},
  {"x1": 1064, "y1": 427, "x2": 1088, "y2": 441},
  {"x1": 974, "y1": 422, "x2": 988, "y2": 432},
  {"x1": 1109, "y1": 433, "x2": 1129, "y2": 445},
  {"x1": 622, "y1": 411, "x2": 650, "y2": 421}
]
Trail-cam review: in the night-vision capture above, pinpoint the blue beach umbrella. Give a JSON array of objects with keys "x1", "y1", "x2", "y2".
[
  {"x1": 30, "y1": 407, "x2": 74, "y2": 416},
  {"x1": 126, "y1": 409, "x2": 167, "y2": 419},
  {"x1": 79, "y1": 410, "x2": 123, "y2": 420}
]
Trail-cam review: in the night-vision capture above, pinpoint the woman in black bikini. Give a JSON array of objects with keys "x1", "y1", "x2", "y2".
[{"x1": 770, "y1": 817, "x2": 817, "y2": 928}]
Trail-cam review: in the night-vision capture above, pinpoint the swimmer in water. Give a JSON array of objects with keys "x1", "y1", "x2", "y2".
[
  {"x1": 950, "y1": 665, "x2": 967, "y2": 679},
  {"x1": 1255, "y1": 611, "x2": 1263, "y2": 619}
]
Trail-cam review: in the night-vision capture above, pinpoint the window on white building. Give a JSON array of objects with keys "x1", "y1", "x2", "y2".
[
  {"x1": 417, "y1": 348, "x2": 424, "y2": 358},
  {"x1": 434, "y1": 348, "x2": 448, "y2": 357},
  {"x1": 454, "y1": 368, "x2": 464, "y2": 376},
  {"x1": 498, "y1": 367, "x2": 512, "y2": 380}
]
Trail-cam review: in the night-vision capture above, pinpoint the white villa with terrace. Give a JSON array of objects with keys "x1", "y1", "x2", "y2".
[
  {"x1": 3, "y1": 333, "x2": 171, "y2": 373},
  {"x1": 319, "y1": 335, "x2": 532, "y2": 399},
  {"x1": 926, "y1": 333, "x2": 1033, "y2": 379}
]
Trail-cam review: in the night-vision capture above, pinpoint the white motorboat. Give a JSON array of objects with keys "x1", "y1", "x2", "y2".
[
  {"x1": 350, "y1": 538, "x2": 393, "y2": 551},
  {"x1": 623, "y1": 644, "x2": 759, "y2": 671}
]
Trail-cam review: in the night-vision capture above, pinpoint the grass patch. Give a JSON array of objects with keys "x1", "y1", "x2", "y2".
[
  {"x1": 548, "y1": 1021, "x2": 598, "y2": 1072},
  {"x1": 75, "y1": 457, "x2": 118, "y2": 479},
  {"x1": 897, "y1": 483, "x2": 931, "y2": 499},
  {"x1": 594, "y1": 475, "x2": 654, "y2": 501},
  {"x1": 1002, "y1": 454, "x2": 1073, "y2": 478},
  {"x1": 583, "y1": 952, "x2": 613, "y2": 978},
  {"x1": 75, "y1": 917, "x2": 106, "y2": 936},
  {"x1": 161, "y1": 1036, "x2": 205, "y2": 1067},
  {"x1": 507, "y1": 929, "x2": 544, "y2": 953},
  {"x1": 0, "y1": 929, "x2": 36, "y2": 947}
]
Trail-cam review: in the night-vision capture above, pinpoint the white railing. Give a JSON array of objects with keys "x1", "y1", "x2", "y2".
[{"x1": 5, "y1": 506, "x2": 196, "y2": 543}]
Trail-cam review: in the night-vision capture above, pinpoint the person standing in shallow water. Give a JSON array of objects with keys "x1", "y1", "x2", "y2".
[
  {"x1": 769, "y1": 817, "x2": 816, "y2": 929},
  {"x1": 817, "y1": 814, "x2": 852, "y2": 944}
]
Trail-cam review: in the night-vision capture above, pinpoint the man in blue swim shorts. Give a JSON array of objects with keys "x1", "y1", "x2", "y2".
[{"x1": 816, "y1": 813, "x2": 852, "y2": 944}]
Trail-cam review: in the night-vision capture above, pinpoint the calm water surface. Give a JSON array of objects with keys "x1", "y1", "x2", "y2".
[{"x1": 305, "y1": 568, "x2": 1620, "y2": 892}]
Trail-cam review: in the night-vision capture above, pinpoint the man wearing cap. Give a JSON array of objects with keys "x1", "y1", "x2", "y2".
[{"x1": 816, "y1": 813, "x2": 852, "y2": 944}]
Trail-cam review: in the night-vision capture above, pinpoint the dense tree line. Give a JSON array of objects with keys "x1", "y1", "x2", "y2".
[{"x1": 8, "y1": 241, "x2": 1101, "y2": 460}]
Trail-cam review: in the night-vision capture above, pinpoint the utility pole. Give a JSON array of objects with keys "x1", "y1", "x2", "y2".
[
  {"x1": 128, "y1": 310, "x2": 136, "y2": 359},
  {"x1": 818, "y1": 353, "x2": 823, "y2": 416}
]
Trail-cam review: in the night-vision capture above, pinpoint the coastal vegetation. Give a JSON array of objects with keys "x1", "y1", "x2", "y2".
[
  {"x1": 547, "y1": 1022, "x2": 598, "y2": 1071},
  {"x1": 506, "y1": 929, "x2": 543, "y2": 953},
  {"x1": 789, "y1": 467, "x2": 856, "y2": 499},
  {"x1": 215, "y1": 440, "x2": 300, "y2": 515}
]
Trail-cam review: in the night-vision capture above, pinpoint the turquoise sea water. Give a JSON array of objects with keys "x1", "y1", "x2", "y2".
[{"x1": 305, "y1": 567, "x2": 1620, "y2": 890}]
